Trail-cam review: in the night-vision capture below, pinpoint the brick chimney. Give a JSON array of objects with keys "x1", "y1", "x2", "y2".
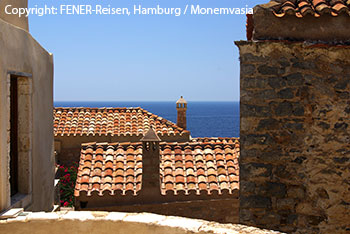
[
  {"x1": 140, "y1": 128, "x2": 161, "y2": 197},
  {"x1": 176, "y1": 96, "x2": 187, "y2": 130}
]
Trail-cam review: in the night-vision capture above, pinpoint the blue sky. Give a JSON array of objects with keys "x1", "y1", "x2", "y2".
[{"x1": 29, "y1": 0, "x2": 267, "y2": 101}]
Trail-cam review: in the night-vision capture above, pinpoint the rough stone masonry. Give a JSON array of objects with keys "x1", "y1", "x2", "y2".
[{"x1": 236, "y1": 41, "x2": 350, "y2": 234}]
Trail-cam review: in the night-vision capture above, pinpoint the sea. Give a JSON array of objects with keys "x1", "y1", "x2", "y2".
[{"x1": 54, "y1": 101, "x2": 240, "y2": 138}]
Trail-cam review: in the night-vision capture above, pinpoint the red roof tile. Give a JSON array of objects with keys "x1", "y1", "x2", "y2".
[
  {"x1": 74, "y1": 139, "x2": 240, "y2": 197},
  {"x1": 54, "y1": 107, "x2": 188, "y2": 137},
  {"x1": 268, "y1": 0, "x2": 350, "y2": 17}
]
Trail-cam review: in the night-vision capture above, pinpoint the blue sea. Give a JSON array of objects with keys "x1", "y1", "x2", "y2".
[{"x1": 54, "y1": 101, "x2": 239, "y2": 138}]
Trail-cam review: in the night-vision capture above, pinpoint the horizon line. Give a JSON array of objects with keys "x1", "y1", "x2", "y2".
[{"x1": 54, "y1": 100, "x2": 240, "y2": 102}]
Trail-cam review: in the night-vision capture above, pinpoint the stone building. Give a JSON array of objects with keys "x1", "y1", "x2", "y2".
[
  {"x1": 3, "y1": 0, "x2": 350, "y2": 233},
  {"x1": 54, "y1": 103, "x2": 191, "y2": 165},
  {"x1": 54, "y1": 97, "x2": 241, "y2": 222},
  {"x1": 74, "y1": 132, "x2": 240, "y2": 223},
  {"x1": 0, "y1": 0, "x2": 54, "y2": 212},
  {"x1": 237, "y1": 0, "x2": 350, "y2": 233}
]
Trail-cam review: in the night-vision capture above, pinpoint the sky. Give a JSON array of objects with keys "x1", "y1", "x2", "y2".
[{"x1": 28, "y1": 0, "x2": 267, "y2": 102}]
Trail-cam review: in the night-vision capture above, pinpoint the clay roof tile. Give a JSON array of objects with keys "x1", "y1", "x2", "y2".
[
  {"x1": 269, "y1": 0, "x2": 350, "y2": 17},
  {"x1": 74, "y1": 138, "x2": 240, "y2": 198},
  {"x1": 54, "y1": 107, "x2": 187, "y2": 137}
]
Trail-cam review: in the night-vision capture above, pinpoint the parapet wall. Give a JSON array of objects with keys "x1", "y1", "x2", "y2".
[
  {"x1": 252, "y1": 5, "x2": 350, "y2": 43},
  {"x1": 82, "y1": 198, "x2": 239, "y2": 224},
  {"x1": 237, "y1": 41, "x2": 350, "y2": 234},
  {"x1": 0, "y1": 211, "x2": 282, "y2": 234}
]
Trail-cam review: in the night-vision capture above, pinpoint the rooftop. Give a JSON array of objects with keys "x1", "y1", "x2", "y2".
[
  {"x1": 74, "y1": 138, "x2": 239, "y2": 197},
  {"x1": 54, "y1": 107, "x2": 189, "y2": 137},
  {"x1": 267, "y1": 0, "x2": 350, "y2": 17}
]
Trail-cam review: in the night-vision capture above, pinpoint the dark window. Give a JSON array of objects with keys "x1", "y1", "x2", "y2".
[{"x1": 10, "y1": 76, "x2": 19, "y2": 196}]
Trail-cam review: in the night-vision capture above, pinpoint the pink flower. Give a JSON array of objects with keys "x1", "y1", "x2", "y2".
[{"x1": 63, "y1": 202, "x2": 69, "y2": 207}]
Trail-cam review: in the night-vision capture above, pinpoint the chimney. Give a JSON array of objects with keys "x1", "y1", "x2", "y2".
[
  {"x1": 140, "y1": 128, "x2": 161, "y2": 197},
  {"x1": 176, "y1": 96, "x2": 187, "y2": 130}
]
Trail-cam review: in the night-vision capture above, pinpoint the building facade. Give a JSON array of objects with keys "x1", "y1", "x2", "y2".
[
  {"x1": 238, "y1": 1, "x2": 350, "y2": 233},
  {"x1": 0, "y1": 0, "x2": 54, "y2": 212}
]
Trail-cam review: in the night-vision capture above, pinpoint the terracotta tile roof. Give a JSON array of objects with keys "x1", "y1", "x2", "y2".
[
  {"x1": 190, "y1": 137, "x2": 240, "y2": 145},
  {"x1": 74, "y1": 139, "x2": 239, "y2": 197},
  {"x1": 267, "y1": 0, "x2": 350, "y2": 17},
  {"x1": 54, "y1": 107, "x2": 188, "y2": 136}
]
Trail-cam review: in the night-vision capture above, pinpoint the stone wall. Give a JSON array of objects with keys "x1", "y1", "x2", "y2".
[
  {"x1": 83, "y1": 198, "x2": 239, "y2": 224},
  {"x1": 253, "y1": 5, "x2": 350, "y2": 43},
  {"x1": 0, "y1": 211, "x2": 283, "y2": 234},
  {"x1": 236, "y1": 41, "x2": 350, "y2": 234}
]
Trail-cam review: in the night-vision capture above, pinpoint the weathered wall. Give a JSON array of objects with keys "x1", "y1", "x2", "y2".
[
  {"x1": 237, "y1": 41, "x2": 350, "y2": 234},
  {"x1": 81, "y1": 198, "x2": 239, "y2": 224},
  {"x1": 0, "y1": 0, "x2": 29, "y2": 31},
  {"x1": 253, "y1": 5, "x2": 350, "y2": 43},
  {"x1": 0, "y1": 211, "x2": 283, "y2": 234},
  {"x1": 0, "y1": 15, "x2": 54, "y2": 212}
]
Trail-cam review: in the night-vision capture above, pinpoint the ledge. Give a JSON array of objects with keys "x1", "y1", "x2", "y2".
[
  {"x1": 0, "y1": 211, "x2": 284, "y2": 234},
  {"x1": 10, "y1": 194, "x2": 32, "y2": 210},
  {"x1": 7, "y1": 71, "x2": 32, "y2": 78}
]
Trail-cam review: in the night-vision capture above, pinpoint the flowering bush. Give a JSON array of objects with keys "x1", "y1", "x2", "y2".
[{"x1": 58, "y1": 162, "x2": 78, "y2": 207}]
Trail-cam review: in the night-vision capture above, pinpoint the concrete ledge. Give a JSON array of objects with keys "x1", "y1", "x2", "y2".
[{"x1": 0, "y1": 211, "x2": 284, "y2": 234}]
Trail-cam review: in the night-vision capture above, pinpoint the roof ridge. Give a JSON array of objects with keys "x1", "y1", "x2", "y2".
[
  {"x1": 261, "y1": 0, "x2": 350, "y2": 17},
  {"x1": 54, "y1": 106, "x2": 189, "y2": 136}
]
